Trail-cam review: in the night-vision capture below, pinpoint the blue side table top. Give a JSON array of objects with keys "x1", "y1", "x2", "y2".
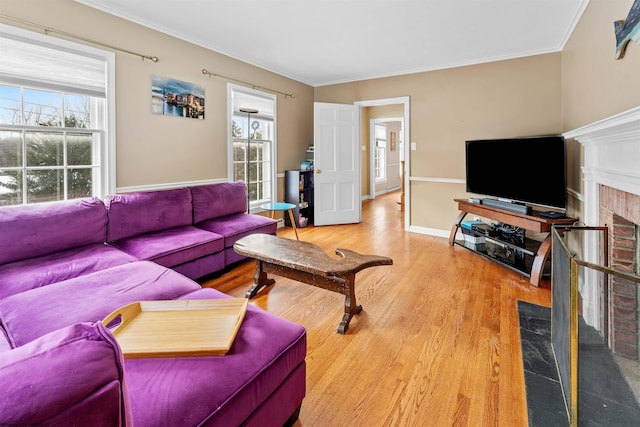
[{"x1": 261, "y1": 202, "x2": 296, "y2": 211}]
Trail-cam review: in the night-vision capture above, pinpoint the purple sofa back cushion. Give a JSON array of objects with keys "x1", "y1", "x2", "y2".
[
  {"x1": 191, "y1": 182, "x2": 247, "y2": 224},
  {"x1": 0, "y1": 322, "x2": 131, "y2": 426},
  {"x1": 106, "y1": 188, "x2": 193, "y2": 242},
  {"x1": 0, "y1": 198, "x2": 107, "y2": 266}
]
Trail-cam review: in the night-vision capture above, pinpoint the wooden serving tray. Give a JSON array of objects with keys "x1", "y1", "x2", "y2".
[{"x1": 102, "y1": 298, "x2": 248, "y2": 358}]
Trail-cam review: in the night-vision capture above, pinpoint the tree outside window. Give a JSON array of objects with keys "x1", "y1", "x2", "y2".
[{"x1": 0, "y1": 85, "x2": 99, "y2": 206}]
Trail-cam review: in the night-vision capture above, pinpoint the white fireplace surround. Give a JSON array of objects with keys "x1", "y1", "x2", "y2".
[{"x1": 564, "y1": 105, "x2": 640, "y2": 328}]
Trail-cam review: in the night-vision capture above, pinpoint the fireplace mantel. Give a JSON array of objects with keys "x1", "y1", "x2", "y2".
[
  {"x1": 563, "y1": 105, "x2": 640, "y2": 327},
  {"x1": 565, "y1": 106, "x2": 640, "y2": 199}
]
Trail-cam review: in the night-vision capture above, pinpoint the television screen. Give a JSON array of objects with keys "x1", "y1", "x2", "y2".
[{"x1": 465, "y1": 135, "x2": 567, "y2": 210}]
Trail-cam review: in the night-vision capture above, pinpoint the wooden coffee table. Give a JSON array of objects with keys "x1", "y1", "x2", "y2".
[{"x1": 233, "y1": 234, "x2": 393, "y2": 334}]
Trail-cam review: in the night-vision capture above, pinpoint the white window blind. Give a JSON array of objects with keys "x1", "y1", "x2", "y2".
[
  {"x1": 0, "y1": 27, "x2": 106, "y2": 98},
  {"x1": 232, "y1": 90, "x2": 274, "y2": 120}
]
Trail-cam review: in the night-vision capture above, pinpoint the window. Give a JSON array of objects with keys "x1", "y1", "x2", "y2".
[
  {"x1": 228, "y1": 85, "x2": 276, "y2": 211},
  {"x1": 374, "y1": 123, "x2": 387, "y2": 182},
  {"x1": 0, "y1": 24, "x2": 114, "y2": 206}
]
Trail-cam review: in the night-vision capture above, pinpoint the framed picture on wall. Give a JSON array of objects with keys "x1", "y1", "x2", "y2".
[
  {"x1": 151, "y1": 75, "x2": 205, "y2": 119},
  {"x1": 615, "y1": 0, "x2": 640, "y2": 59}
]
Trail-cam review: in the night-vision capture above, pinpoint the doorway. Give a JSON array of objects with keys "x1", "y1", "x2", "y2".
[
  {"x1": 370, "y1": 118, "x2": 403, "y2": 198},
  {"x1": 356, "y1": 97, "x2": 410, "y2": 230}
]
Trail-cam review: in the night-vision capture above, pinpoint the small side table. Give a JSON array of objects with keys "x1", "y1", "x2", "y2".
[{"x1": 260, "y1": 202, "x2": 299, "y2": 240}]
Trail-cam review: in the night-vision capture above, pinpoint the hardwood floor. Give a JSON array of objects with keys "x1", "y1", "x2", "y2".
[{"x1": 202, "y1": 191, "x2": 551, "y2": 426}]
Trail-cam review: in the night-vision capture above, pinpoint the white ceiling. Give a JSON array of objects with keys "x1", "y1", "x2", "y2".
[{"x1": 76, "y1": 0, "x2": 590, "y2": 87}]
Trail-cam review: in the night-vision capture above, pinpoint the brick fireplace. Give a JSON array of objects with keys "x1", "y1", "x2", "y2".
[
  {"x1": 564, "y1": 106, "x2": 640, "y2": 359},
  {"x1": 599, "y1": 185, "x2": 640, "y2": 359}
]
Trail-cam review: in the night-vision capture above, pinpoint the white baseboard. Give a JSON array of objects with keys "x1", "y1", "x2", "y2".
[
  {"x1": 409, "y1": 225, "x2": 450, "y2": 238},
  {"x1": 375, "y1": 185, "x2": 401, "y2": 197}
]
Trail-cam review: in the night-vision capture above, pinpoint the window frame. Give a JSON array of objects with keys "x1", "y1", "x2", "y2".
[
  {"x1": 0, "y1": 24, "x2": 116, "y2": 204},
  {"x1": 373, "y1": 122, "x2": 387, "y2": 183},
  {"x1": 227, "y1": 84, "x2": 277, "y2": 213}
]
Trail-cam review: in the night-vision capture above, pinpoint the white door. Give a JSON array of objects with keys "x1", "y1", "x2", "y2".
[{"x1": 313, "y1": 102, "x2": 361, "y2": 226}]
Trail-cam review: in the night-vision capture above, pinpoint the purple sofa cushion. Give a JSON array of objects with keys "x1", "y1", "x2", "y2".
[
  {"x1": 125, "y1": 287, "x2": 307, "y2": 427},
  {"x1": 191, "y1": 182, "x2": 247, "y2": 223},
  {"x1": 171, "y1": 251, "x2": 226, "y2": 280},
  {"x1": 0, "y1": 244, "x2": 137, "y2": 300},
  {"x1": 0, "y1": 197, "x2": 107, "y2": 265},
  {"x1": 110, "y1": 226, "x2": 224, "y2": 268},
  {"x1": 196, "y1": 213, "x2": 277, "y2": 248},
  {"x1": 0, "y1": 261, "x2": 200, "y2": 347},
  {"x1": 106, "y1": 188, "x2": 193, "y2": 242},
  {"x1": 0, "y1": 322, "x2": 131, "y2": 426}
]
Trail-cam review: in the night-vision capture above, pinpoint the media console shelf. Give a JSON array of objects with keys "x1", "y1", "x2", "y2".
[{"x1": 449, "y1": 198, "x2": 576, "y2": 286}]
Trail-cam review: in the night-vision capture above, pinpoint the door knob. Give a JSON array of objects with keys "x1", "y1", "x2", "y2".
[{"x1": 316, "y1": 169, "x2": 321, "y2": 174}]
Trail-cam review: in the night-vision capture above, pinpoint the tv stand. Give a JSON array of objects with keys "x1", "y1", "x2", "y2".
[{"x1": 449, "y1": 198, "x2": 576, "y2": 286}]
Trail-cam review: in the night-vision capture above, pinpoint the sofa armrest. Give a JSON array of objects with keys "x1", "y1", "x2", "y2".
[{"x1": 0, "y1": 322, "x2": 131, "y2": 426}]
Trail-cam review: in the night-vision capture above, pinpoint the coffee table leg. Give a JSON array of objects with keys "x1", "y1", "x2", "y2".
[
  {"x1": 337, "y1": 274, "x2": 362, "y2": 334},
  {"x1": 245, "y1": 260, "x2": 276, "y2": 299}
]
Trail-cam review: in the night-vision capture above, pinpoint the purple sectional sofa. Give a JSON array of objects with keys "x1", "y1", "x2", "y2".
[{"x1": 0, "y1": 182, "x2": 306, "y2": 426}]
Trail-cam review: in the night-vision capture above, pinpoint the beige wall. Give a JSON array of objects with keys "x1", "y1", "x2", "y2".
[
  {"x1": 316, "y1": 0, "x2": 640, "y2": 233},
  {"x1": 562, "y1": 0, "x2": 640, "y2": 130},
  {"x1": 316, "y1": 54, "x2": 562, "y2": 232},
  {"x1": 1, "y1": 0, "x2": 314, "y2": 195},
  {"x1": 561, "y1": 0, "x2": 640, "y2": 219}
]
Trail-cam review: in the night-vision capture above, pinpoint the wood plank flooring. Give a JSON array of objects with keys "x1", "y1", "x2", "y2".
[{"x1": 202, "y1": 191, "x2": 551, "y2": 426}]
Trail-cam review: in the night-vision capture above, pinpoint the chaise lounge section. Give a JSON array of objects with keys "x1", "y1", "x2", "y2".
[{"x1": 0, "y1": 270, "x2": 307, "y2": 426}]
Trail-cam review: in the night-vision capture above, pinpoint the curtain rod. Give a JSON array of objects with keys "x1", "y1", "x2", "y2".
[
  {"x1": 201, "y1": 68, "x2": 295, "y2": 99},
  {"x1": 0, "y1": 14, "x2": 159, "y2": 63}
]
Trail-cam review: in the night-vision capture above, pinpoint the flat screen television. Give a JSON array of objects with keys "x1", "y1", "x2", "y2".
[{"x1": 465, "y1": 135, "x2": 567, "y2": 210}]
